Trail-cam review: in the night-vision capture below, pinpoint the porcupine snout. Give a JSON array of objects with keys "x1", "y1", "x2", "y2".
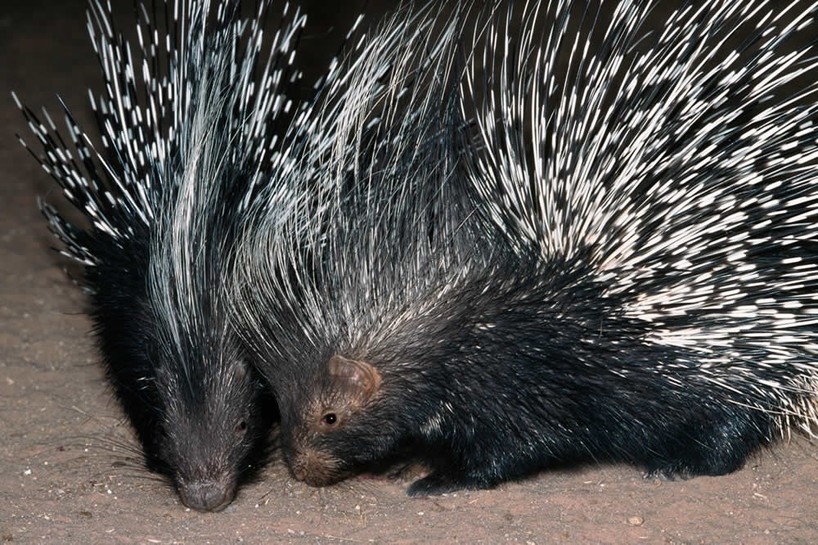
[
  {"x1": 170, "y1": 445, "x2": 241, "y2": 511},
  {"x1": 288, "y1": 445, "x2": 346, "y2": 487},
  {"x1": 176, "y1": 477, "x2": 236, "y2": 512}
]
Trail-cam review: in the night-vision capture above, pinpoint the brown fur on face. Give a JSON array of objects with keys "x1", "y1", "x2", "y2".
[
  {"x1": 287, "y1": 355, "x2": 383, "y2": 487},
  {"x1": 289, "y1": 446, "x2": 346, "y2": 487}
]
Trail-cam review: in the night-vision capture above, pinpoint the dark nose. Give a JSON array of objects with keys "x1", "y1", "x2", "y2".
[{"x1": 178, "y1": 480, "x2": 235, "y2": 512}]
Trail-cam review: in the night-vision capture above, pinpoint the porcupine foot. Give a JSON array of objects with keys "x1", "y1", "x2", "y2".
[
  {"x1": 641, "y1": 411, "x2": 773, "y2": 480},
  {"x1": 406, "y1": 460, "x2": 505, "y2": 496},
  {"x1": 407, "y1": 471, "x2": 487, "y2": 496}
]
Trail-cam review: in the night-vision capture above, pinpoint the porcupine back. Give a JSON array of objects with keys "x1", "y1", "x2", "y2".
[
  {"x1": 227, "y1": 4, "x2": 478, "y2": 485},
  {"x1": 14, "y1": 0, "x2": 305, "y2": 510},
  {"x1": 233, "y1": 0, "x2": 818, "y2": 497},
  {"x1": 464, "y1": 0, "x2": 818, "y2": 434}
]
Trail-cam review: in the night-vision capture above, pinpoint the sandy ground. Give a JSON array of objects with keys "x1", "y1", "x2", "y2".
[{"x1": 2, "y1": 1, "x2": 818, "y2": 543}]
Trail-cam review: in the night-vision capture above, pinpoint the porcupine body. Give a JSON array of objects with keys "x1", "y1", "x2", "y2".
[
  {"x1": 232, "y1": 0, "x2": 818, "y2": 497},
  {"x1": 14, "y1": 0, "x2": 306, "y2": 510}
]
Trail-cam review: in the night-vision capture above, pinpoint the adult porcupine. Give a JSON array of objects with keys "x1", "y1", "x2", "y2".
[
  {"x1": 230, "y1": 0, "x2": 818, "y2": 497},
  {"x1": 14, "y1": 0, "x2": 306, "y2": 510}
]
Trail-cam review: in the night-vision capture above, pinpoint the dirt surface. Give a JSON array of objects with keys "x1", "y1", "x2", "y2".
[{"x1": 2, "y1": 1, "x2": 818, "y2": 543}]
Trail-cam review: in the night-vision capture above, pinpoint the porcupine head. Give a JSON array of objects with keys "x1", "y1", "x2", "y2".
[
  {"x1": 145, "y1": 301, "x2": 275, "y2": 513},
  {"x1": 277, "y1": 351, "x2": 408, "y2": 488},
  {"x1": 278, "y1": 355, "x2": 382, "y2": 486}
]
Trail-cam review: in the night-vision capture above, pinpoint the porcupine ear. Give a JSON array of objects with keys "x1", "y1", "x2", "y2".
[{"x1": 328, "y1": 355, "x2": 382, "y2": 403}]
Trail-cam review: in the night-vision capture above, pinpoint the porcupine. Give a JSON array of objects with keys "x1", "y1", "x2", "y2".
[
  {"x1": 229, "y1": 0, "x2": 818, "y2": 497},
  {"x1": 13, "y1": 0, "x2": 307, "y2": 510}
]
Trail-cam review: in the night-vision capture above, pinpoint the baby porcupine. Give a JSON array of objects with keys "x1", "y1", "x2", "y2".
[
  {"x1": 14, "y1": 0, "x2": 305, "y2": 510},
  {"x1": 232, "y1": 0, "x2": 818, "y2": 496}
]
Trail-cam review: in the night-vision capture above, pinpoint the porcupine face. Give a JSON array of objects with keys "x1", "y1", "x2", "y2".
[
  {"x1": 88, "y1": 268, "x2": 275, "y2": 511},
  {"x1": 281, "y1": 355, "x2": 403, "y2": 487},
  {"x1": 146, "y1": 323, "x2": 275, "y2": 512}
]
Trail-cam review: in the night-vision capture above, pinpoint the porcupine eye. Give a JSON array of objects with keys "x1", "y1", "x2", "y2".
[
  {"x1": 235, "y1": 419, "x2": 248, "y2": 437},
  {"x1": 321, "y1": 412, "x2": 338, "y2": 427}
]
